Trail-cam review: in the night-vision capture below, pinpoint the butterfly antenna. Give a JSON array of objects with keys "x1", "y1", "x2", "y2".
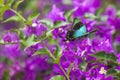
[{"x1": 90, "y1": 28, "x2": 98, "y2": 34}]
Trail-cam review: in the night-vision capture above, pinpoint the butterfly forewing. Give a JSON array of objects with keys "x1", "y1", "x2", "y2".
[
  {"x1": 73, "y1": 25, "x2": 87, "y2": 38},
  {"x1": 72, "y1": 22, "x2": 84, "y2": 30}
]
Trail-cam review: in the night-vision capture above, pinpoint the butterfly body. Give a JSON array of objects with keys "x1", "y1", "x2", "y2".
[{"x1": 66, "y1": 18, "x2": 97, "y2": 41}]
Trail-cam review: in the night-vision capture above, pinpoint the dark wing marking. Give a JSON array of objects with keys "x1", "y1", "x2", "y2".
[
  {"x1": 72, "y1": 22, "x2": 84, "y2": 30},
  {"x1": 66, "y1": 30, "x2": 75, "y2": 41}
]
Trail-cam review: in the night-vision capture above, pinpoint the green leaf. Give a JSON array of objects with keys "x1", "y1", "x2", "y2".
[
  {"x1": 54, "y1": 45, "x2": 62, "y2": 64},
  {"x1": 54, "y1": 45, "x2": 62, "y2": 57},
  {"x1": 46, "y1": 29, "x2": 53, "y2": 37},
  {"x1": 67, "y1": 63, "x2": 74, "y2": 76},
  {"x1": 84, "y1": 13, "x2": 98, "y2": 20},
  {"x1": 39, "y1": 19, "x2": 53, "y2": 28},
  {"x1": 0, "y1": 5, "x2": 10, "y2": 20},
  {"x1": 54, "y1": 21, "x2": 69, "y2": 28},
  {"x1": 92, "y1": 51, "x2": 107, "y2": 59},
  {"x1": 0, "y1": 57, "x2": 12, "y2": 65},
  {"x1": 106, "y1": 54, "x2": 117, "y2": 62},
  {"x1": 79, "y1": 62, "x2": 88, "y2": 71},
  {"x1": 0, "y1": 37, "x2": 4, "y2": 44},
  {"x1": 27, "y1": 12, "x2": 40, "y2": 24},
  {"x1": 2, "y1": 15, "x2": 21, "y2": 23},
  {"x1": 92, "y1": 51, "x2": 117, "y2": 62},
  {"x1": 107, "y1": 68, "x2": 117, "y2": 75},
  {"x1": 50, "y1": 75, "x2": 66, "y2": 80},
  {"x1": 17, "y1": 30, "x2": 25, "y2": 39},
  {"x1": 33, "y1": 48, "x2": 49, "y2": 56},
  {"x1": 2, "y1": 70, "x2": 10, "y2": 80},
  {"x1": 96, "y1": 7, "x2": 104, "y2": 17},
  {"x1": 100, "y1": 15, "x2": 108, "y2": 21},
  {"x1": 47, "y1": 37, "x2": 57, "y2": 44},
  {"x1": 22, "y1": 35, "x2": 38, "y2": 47},
  {"x1": 117, "y1": 10, "x2": 120, "y2": 17},
  {"x1": 7, "y1": 0, "x2": 14, "y2": 7},
  {"x1": 0, "y1": 0, "x2": 4, "y2": 7},
  {"x1": 64, "y1": 8, "x2": 77, "y2": 21},
  {"x1": 13, "y1": 0, "x2": 24, "y2": 10}
]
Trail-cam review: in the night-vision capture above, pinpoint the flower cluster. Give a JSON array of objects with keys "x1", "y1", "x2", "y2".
[{"x1": 0, "y1": 0, "x2": 120, "y2": 80}]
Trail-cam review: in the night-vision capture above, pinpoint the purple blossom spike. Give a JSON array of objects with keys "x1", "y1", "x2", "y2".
[
  {"x1": 24, "y1": 20, "x2": 47, "y2": 37},
  {"x1": 92, "y1": 38, "x2": 114, "y2": 53},
  {"x1": 105, "y1": 5, "x2": 116, "y2": 19},
  {"x1": 1, "y1": 32, "x2": 21, "y2": 59},
  {"x1": 46, "y1": 5, "x2": 66, "y2": 22},
  {"x1": 25, "y1": 43, "x2": 43, "y2": 55}
]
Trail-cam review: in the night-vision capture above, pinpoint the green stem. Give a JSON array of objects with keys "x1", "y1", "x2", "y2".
[
  {"x1": 58, "y1": 63, "x2": 70, "y2": 80},
  {"x1": 42, "y1": 42, "x2": 70, "y2": 80},
  {"x1": 0, "y1": 41, "x2": 21, "y2": 45},
  {"x1": 10, "y1": 8, "x2": 26, "y2": 22},
  {"x1": 44, "y1": 45, "x2": 56, "y2": 60},
  {"x1": 41, "y1": 41, "x2": 56, "y2": 60}
]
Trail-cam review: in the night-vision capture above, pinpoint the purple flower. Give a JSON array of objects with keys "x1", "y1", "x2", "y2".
[
  {"x1": 23, "y1": 56, "x2": 52, "y2": 80},
  {"x1": 2, "y1": 32, "x2": 19, "y2": 42},
  {"x1": 0, "y1": 63, "x2": 6, "y2": 79},
  {"x1": 24, "y1": 20, "x2": 47, "y2": 37},
  {"x1": 104, "y1": 6, "x2": 116, "y2": 19},
  {"x1": 70, "y1": 70, "x2": 82, "y2": 80},
  {"x1": 78, "y1": 38, "x2": 93, "y2": 56},
  {"x1": 115, "y1": 34, "x2": 120, "y2": 43},
  {"x1": 2, "y1": 10, "x2": 17, "y2": 30},
  {"x1": 95, "y1": 25, "x2": 114, "y2": 40},
  {"x1": 109, "y1": 18, "x2": 120, "y2": 31},
  {"x1": 82, "y1": 19, "x2": 97, "y2": 32},
  {"x1": 92, "y1": 38, "x2": 114, "y2": 53},
  {"x1": 25, "y1": 43, "x2": 43, "y2": 55},
  {"x1": 46, "y1": 5, "x2": 66, "y2": 22},
  {"x1": 116, "y1": 65, "x2": 120, "y2": 71},
  {"x1": 116, "y1": 53, "x2": 120, "y2": 63},
  {"x1": 52, "y1": 0, "x2": 62, "y2": 4},
  {"x1": 9, "y1": 62, "x2": 22, "y2": 77},
  {"x1": 24, "y1": 25, "x2": 36, "y2": 37},
  {"x1": 3, "y1": 10, "x2": 15, "y2": 19},
  {"x1": 73, "y1": 0, "x2": 101, "y2": 17},
  {"x1": 85, "y1": 62, "x2": 114, "y2": 80},
  {"x1": 1, "y1": 32, "x2": 21, "y2": 59},
  {"x1": 52, "y1": 26, "x2": 67, "y2": 40}
]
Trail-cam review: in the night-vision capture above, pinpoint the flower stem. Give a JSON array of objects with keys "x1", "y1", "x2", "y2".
[
  {"x1": 42, "y1": 42, "x2": 70, "y2": 80},
  {"x1": 0, "y1": 41, "x2": 21, "y2": 45},
  {"x1": 44, "y1": 45, "x2": 56, "y2": 60},
  {"x1": 58, "y1": 63, "x2": 70, "y2": 80},
  {"x1": 10, "y1": 8, "x2": 26, "y2": 22}
]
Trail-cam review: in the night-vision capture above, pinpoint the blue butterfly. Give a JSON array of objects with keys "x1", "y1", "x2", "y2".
[{"x1": 66, "y1": 18, "x2": 97, "y2": 41}]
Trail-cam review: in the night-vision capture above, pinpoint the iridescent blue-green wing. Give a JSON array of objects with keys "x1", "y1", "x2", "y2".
[
  {"x1": 66, "y1": 18, "x2": 88, "y2": 41},
  {"x1": 73, "y1": 25, "x2": 87, "y2": 38}
]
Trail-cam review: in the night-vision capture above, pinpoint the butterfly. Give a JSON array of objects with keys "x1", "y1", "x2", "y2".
[{"x1": 66, "y1": 18, "x2": 97, "y2": 41}]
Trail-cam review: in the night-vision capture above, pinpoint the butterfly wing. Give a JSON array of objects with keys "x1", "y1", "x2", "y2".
[
  {"x1": 73, "y1": 22, "x2": 84, "y2": 30},
  {"x1": 66, "y1": 18, "x2": 88, "y2": 41},
  {"x1": 66, "y1": 30, "x2": 75, "y2": 41},
  {"x1": 73, "y1": 25, "x2": 87, "y2": 38}
]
